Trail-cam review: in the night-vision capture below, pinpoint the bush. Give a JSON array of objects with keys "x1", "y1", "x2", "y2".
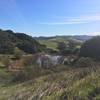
[
  {"x1": 0, "y1": 56, "x2": 10, "y2": 68},
  {"x1": 14, "y1": 48, "x2": 23, "y2": 59},
  {"x1": 12, "y1": 65, "x2": 42, "y2": 82},
  {"x1": 12, "y1": 55, "x2": 42, "y2": 81},
  {"x1": 23, "y1": 55, "x2": 37, "y2": 66},
  {"x1": 57, "y1": 42, "x2": 67, "y2": 52},
  {"x1": 75, "y1": 57, "x2": 95, "y2": 67},
  {"x1": 80, "y1": 36, "x2": 100, "y2": 60},
  {"x1": 12, "y1": 64, "x2": 53, "y2": 82}
]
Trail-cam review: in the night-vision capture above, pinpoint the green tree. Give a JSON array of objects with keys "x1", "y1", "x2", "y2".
[
  {"x1": 57, "y1": 42, "x2": 67, "y2": 52},
  {"x1": 68, "y1": 40, "x2": 76, "y2": 50},
  {"x1": 14, "y1": 47, "x2": 23, "y2": 59},
  {"x1": 80, "y1": 36, "x2": 100, "y2": 59}
]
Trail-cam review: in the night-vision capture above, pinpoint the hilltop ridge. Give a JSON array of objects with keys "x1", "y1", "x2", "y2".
[{"x1": 0, "y1": 29, "x2": 46, "y2": 54}]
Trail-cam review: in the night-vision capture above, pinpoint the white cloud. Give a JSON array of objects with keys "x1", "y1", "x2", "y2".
[
  {"x1": 87, "y1": 32, "x2": 100, "y2": 36},
  {"x1": 40, "y1": 21, "x2": 88, "y2": 25},
  {"x1": 40, "y1": 15, "x2": 100, "y2": 25}
]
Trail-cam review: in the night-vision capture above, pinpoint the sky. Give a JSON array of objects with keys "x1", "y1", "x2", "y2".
[{"x1": 0, "y1": 0, "x2": 100, "y2": 36}]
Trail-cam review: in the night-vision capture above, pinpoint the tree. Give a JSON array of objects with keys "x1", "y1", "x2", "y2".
[
  {"x1": 68, "y1": 40, "x2": 76, "y2": 50},
  {"x1": 0, "y1": 29, "x2": 46, "y2": 54},
  {"x1": 0, "y1": 40, "x2": 14, "y2": 54},
  {"x1": 57, "y1": 42, "x2": 67, "y2": 52},
  {"x1": 14, "y1": 47, "x2": 23, "y2": 59},
  {"x1": 80, "y1": 36, "x2": 100, "y2": 59}
]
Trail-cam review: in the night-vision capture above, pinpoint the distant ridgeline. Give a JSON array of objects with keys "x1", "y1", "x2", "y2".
[
  {"x1": 34, "y1": 35, "x2": 93, "y2": 51},
  {"x1": 0, "y1": 29, "x2": 46, "y2": 54},
  {"x1": 34, "y1": 35, "x2": 93, "y2": 42}
]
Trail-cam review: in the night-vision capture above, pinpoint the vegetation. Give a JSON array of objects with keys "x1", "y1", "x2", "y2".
[
  {"x1": 80, "y1": 36, "x2": 100, "y2": 60},
  {"x1": 57, "y1": 42, "x2": 67, "y2": 52},
  {"x1": 38, "y1": 36, "x2": 82, "y2": 51},
  {"x1": 0, "y1": 29, "x2": 46, "y2": 54},
  {"x1": 0, "y1": 65, "x2": 99, "y2": 100},
  {"x1": 0, "y1": 29, "x2": 99, "y2": 100},
  {"x1": 57, "y1": 40, "x2": 80, "y2": 55},
  {"x1": 75, "y1": 57, "x2": 95, "y2": 67},
  {"x1": 14, "y1": 47, "x2": 23, "y2": 59}
]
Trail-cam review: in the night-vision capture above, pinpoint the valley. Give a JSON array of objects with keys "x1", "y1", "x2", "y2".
[{"x1": 0, "y1": 29, "x2": 99, "y2": 100}]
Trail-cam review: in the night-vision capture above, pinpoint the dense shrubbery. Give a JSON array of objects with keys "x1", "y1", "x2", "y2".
[
  {"x1": 80, "y1": 36, "x2": 100, "y2": 60},
  {"x1": 0, "y1": 56, "x2": 10, "y2": 68},
  {"x1": 22, "y1": 55, "x2": 37, "y2": 66},
  {"x1": 12, "y1": 55, "x2": 43, "y2": 81},
  {"x1": 0, "y1": 30, "x2": 15, "y2": 54},
  {"x1": 13, "y1": 65, "x2": 42, "y2": 82},
  {"x1": 57, "y1": 41, "x2": 80, "y2": 55},
  {"x1": 14, "y1": 47, "x2": 23, "y2": 59},
  {"x1": 0, "y1": 29, "x2": 46, "y2": 54},
  {"x1": 75, "y1": 57, "x2": 95, "y2": 67}
]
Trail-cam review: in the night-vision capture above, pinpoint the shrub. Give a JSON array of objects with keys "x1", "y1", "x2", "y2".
[
  {"x1": 12, "y1": 64, "x2": 53, "y2": 82},
  {"x1": 12, "y1": 65, "x2": 42, "y2": 82},
  {"x1": 75, "y1": 57, "x2": 95, "y2": 67},
  {"x1": 14, "y1": 47, "x2": 23, "y2": 59},
  {"x1": 0, "y1": 56, "x2": 10, "y2": 68},
  {"x1": 23, "y1": 55, "x2": 37, "y2": 66},
  {"x1": 80, "y1": 36, "x2": 100, "y2": 60},
  {"x1": 57, "y1": 42, "x2": 67, "y2": 52},
  {"x1": 12, "y1": 55, "x2": 42, "y2": 81}
]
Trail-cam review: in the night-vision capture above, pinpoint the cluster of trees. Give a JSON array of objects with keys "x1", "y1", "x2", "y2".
[
  {"x1": 57, "y1": 36, "x2": 100, "y2": 60},
  {"x1": 79, "y1": 36, "x2": 100, "y2": 60},
  {"x1": 57, "y1": 40, "x2": 80, "y2": 55},
  {"x1": 0, "y1": 29, "x2": 46, "y2": 54},
  {"x1": 0, "y1": 28, "x2": 100, "y2": 61}
]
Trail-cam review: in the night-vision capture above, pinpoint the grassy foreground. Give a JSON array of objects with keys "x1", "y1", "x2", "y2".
[{"x1": 0, "y1": 65, "x2": 100, "y2": 100}]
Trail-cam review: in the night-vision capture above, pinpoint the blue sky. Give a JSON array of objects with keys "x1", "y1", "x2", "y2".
[{"x1": 0, "y1": 0, "x2": 100, "y2": 36}]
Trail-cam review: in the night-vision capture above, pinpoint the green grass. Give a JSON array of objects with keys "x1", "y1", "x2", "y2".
[
  {"x1": 39, "y1": 40, "x2": 58, "y2": 50},
  {"x1": 38, "y1": 37, "x2": 82, "y2": 51},
  {"x1": 0, "y1": 65, "x2": 100, "y2": 100},
  {"x1": 38, "y1": 37, "x2": 70, "y2": 50},
  {"x1": 0, "y1": 68, "x2": 13, "y2": 87}
]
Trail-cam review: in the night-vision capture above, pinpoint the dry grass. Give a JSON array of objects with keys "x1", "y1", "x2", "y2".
[{"x1": 0, "y1": 65, "x2": 99, "y2": 100}]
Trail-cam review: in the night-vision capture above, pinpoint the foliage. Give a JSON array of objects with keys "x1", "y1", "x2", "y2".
[
  {"x1": 23, "y1": 55, "x2": 37, "y2": 66},
  {"x1": 0, "y1": 65, "x2": 100, "y2": 100},
  {"x1": 56, "y1": 40, "x2": 79, "y2": 55},
  {"x1": 75, "y1": 57, "x2": 95, "y2": 67},
  {"x1": 57, "y1": 42, "x2": 67, "y2": 52},
  {"x1": 68, "y1": 39, "x2": 76, "y2": 50},
  {"x1": 38, "y1": 36, "x2": 82, "y2": 51},
  {"x1": 0, "y1": 29, "x2": 46, "y2": 54},
  {"x1": 80, "y1": 36, "x2": 100, "y2": 60},
  {"x1": 14, "y1": 47, "x2": 23, "y2": 59},
  {"x1": 0, "y1": 56, "x2": 10, "y2": 68}
]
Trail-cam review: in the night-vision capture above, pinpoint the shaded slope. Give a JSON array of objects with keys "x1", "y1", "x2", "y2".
[{"x1": 0, "y1": 29, "x2": 46, "y2": 54}]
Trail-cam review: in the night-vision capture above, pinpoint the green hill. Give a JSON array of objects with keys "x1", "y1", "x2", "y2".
[
  {"x1": 0, "y1": 29, "x2": 46, "y2": 54},
  {"x1": 37, "y1": 36, "x2": 82, "y2": 50}
]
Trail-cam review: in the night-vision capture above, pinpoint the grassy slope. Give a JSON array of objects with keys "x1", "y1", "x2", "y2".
[
  {"x1": 39, "y1": 39, "x2": 58, "y2": 50},
  {"x1": 38, "y1": 37, "x2": 71, "y2": 50},
  {"x1": 38, "y1": 37, "x2": 82, "y2": 51},
  {"x1": 0, "y1": 65, "x2": 100, "y2": 100}
]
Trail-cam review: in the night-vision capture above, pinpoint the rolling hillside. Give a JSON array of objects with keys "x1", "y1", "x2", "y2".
[
  {"x1": 35, "y1": 36, "x2": 89, "y2": 50},
  {"x1": 0, "y1": 29, "x2": 46, "y2": 54}
]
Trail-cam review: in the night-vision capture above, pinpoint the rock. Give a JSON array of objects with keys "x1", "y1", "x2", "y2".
[{"x1": 36, "y1": 54, "x2": 65, "y2": 68}]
